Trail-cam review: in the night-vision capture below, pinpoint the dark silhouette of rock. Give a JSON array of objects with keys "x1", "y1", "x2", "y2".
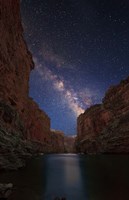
[
  {"x1": 0, "y1": 183, "x2": 13, "y2": 199},
  {"x1": 54, "y1": 197, "x2": 66, "y2": 200},
  {"x1": 76, "y1": 76, "x2": 129, "y2": 153},
  {"x1": 54, "y1": 198, "x2": 60, "y2": 200}
]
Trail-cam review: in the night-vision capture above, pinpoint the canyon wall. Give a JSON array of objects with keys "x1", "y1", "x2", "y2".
[
  {"x1": 0, "y1": 0, "x2": 53, "y2": 169},
  {"x1": 0, "y1": 0, "x2": 51, "y2": 144},
  {"x1": 64, "y1": 136, "x2": 76, "y2": 153},
  {"x1": 50, "y1": 130, "x2": 76, "y2": 153},
  {"x1": 76, "y1": 77, "x2": 129, "y2": 153},
  {"x1": 51, "y1": 130, "x2": 65, "y2": 153}
]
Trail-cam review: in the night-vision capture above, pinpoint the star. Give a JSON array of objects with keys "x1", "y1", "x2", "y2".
[{"x1": 21, "y1": 0, "x2": 129, "y2": 135}]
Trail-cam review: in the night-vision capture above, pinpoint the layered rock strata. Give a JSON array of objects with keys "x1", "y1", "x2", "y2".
[
  {"x1": 0, "y1": 0, "x2": 52, "y2": 169},
  {"x1": 76, "y1": 77, "x2": 129, "y2": 153}
]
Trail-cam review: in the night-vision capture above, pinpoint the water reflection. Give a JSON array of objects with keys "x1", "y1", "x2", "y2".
[
  {"x1": 44, "y1": 154, "x2": 87, "y2": 200},
  {"x1": 0, "y1": 154, "x2": 129, "y2": 200},
  {"x1": 64, "y1": 154, "x2": 81, "y2": 186}
]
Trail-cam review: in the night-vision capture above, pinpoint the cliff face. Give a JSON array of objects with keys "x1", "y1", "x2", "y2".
[
  {"x1": 50, "y1": 131, "x2": 76, "y2": 153},
  {"x1": 0, "y1": 0, "x2": 51, "y2": 143},
  {"x1": 51, "y1": 130, "x2": 65, "y2": 153},
  {"x1": 0, "y1": 0, "x2": 33, "y2": 103},
  {"x1": 76, "y1": 77, "x2": 129, "y2": 153},
  {"x1": 23, "y1": 99, "x2": 51, "y2": 144},
  {"x1": 64, "y1": 136, "x2": 76, "y2": 153},
  {"x1": 0, "y1": 0, "x2": 52, "y2": 169},
  {"x1": 77, "y1": 105, "x2": 112, "y2": 141}
]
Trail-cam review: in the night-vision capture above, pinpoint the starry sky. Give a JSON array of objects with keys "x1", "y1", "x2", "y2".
[{"x1": 21, "y1": 0, "x2": 129, "y2": 135}]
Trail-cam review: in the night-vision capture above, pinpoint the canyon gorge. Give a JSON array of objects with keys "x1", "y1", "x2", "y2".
[
  {"x1": 0, "y1": 0, "x2": 129, "y2": 173},
  {"x1": 1, "y1": 1, "x2": 129, "y2": 199}
]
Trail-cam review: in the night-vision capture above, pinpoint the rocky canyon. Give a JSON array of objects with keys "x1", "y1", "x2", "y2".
[
  {"x1": 0, "y1": 0, "x2": 74, "y2": 170},
  {"x1": 1, "y1": 0, "x2": 129, "y2": 173},
  {"x1": 76, "y1": 77, "x2": 129, "y2": 153}
]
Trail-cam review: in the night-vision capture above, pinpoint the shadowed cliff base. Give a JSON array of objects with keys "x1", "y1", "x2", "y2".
[{"x1": 76, "y1": 77, "x2": 129, "y2": 154}]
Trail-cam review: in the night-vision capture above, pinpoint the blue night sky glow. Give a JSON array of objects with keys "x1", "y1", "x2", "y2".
[{"x1": 21, "y1": 0, "x2": 129, "y2": 135}]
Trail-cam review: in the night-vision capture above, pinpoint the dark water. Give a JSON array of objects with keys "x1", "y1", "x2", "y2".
[{"x1": 1, "y1": 154, "x2": 129, "y2": 200}]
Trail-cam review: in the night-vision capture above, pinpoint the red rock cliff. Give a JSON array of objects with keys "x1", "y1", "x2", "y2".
[
  {"x1": 51, "y1": 130, "x2": 65, "y2": 153},
  {"x1": 50, "y1": 130, "x2": 76, "y2": 153},
  {"x1": 0, "y1": 0, "x2": 51, "y2": 154},
  {"x1": 76, "y1": 77, "x2": 129, "y2": 153},
  {"x1": 64, "y1": 136, "x2": 76, "y2": 153}
]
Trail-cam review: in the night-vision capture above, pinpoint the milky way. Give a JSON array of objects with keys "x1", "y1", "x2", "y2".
[{"x1": 21, "y1": 0, "x2": 129, "y2": 135}]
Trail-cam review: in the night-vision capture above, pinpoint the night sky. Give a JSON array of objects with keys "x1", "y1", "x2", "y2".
[{"x1": 21, "y1": 0, "x2": 129, "y2": 135}]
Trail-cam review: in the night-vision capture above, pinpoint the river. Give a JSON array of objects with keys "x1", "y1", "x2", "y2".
[{"x1": 1, "y1": 154, "x2": 129, "y2": 200}]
